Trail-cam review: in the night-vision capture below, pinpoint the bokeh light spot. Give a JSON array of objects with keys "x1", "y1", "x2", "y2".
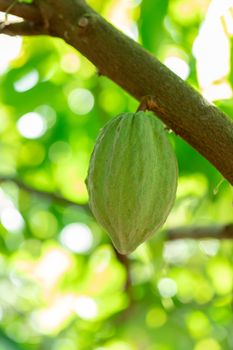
[
  {"x1": 164, "y1": 56, "x2": 190, "y2": 80},
  {"x1": 146, "y1": 307, "x2": 167, "y2": 328},
  {"x1": 31, "y1": 294, "x2": 75, "y2": 333},
  {"x1": 1, "y1": 207, "x2": 24, "y2": 232},
  {"x1": 19, "y1": 141, "x2": 45, "y2": 166},
  {"x1": 194, "y1": 338, "x2": 221, "y2": 350},
  {"x1": 207, "y1": 259, "x2": 233, "y2": 295},
  {"x1": 35, "y1": 105, "x2": 57, "y2": 128},
  {"x1": 199, "y1": 240, "x2": 220, "y2": 256},
  {"x1": 186, "y1": 311, "x2": 211, "y2": 338},
  {"x1": 17, "y1": 112, "x2": 47, "y2": 139},
  {"x1": 68, "y1": 88, "x2": 94, "y2": 115},
  {"x1": 29, "y1": 211, "x2": 58, "y2": 239},
  {"x1": 74, "y1": 296, "x2": 98, "y2": 320},
  {"x1": 34, "y1": 248, "x2": 72, "y2": 289},
  {"x1": 61, "y1": 53, "x2": 81, "y2": 73},
  {"x1": 157, "y1": 278, "x2": 177, "y2": 298},
  {"x1": 163, "y1": 240, "x2": 191, "y2": 264},
  {"x1": 14, "y1": 70, "x2": 39, "y2": 92},
  {"x1": 60, "y1": 223, "x2": 93, "y2": 253},
  {"x1": 0, "y1": 34, "x2": 22, "y2": 73}
]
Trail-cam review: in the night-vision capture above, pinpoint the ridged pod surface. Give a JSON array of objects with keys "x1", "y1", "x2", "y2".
[{"x1": 86, "y1": 112, "x2": 178, "y2": 254}]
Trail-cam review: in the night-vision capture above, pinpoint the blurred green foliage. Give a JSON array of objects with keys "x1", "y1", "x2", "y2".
[{"x1": 0, "y1": 0, "x2": 232, "y2": 349}]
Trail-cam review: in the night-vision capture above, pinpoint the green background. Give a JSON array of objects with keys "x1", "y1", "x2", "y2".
[{"x1": 0, "y1": 0, "x2": 232, "y2": 349}]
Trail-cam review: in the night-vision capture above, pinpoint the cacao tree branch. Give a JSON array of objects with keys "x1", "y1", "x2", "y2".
[
  {"x1": 0, "y1": 176, "x2": 90, "y2": 212},
  {"x1": 0, "y1": 176, "x2": 233, "y2": 240},
  {"x1": 166, "y1": 224, "x2": 233, "y2": 240},
  {"x1": 0, "y1": 20, "x2": 48, "y2": 36},
  {"x1": 0, "y1": 0, "x2": 233, "y2": 184}
]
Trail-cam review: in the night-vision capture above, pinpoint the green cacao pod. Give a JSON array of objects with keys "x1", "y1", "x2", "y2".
[{"x1": 86, "y1": 112, "x2": 178, "y2": 254}]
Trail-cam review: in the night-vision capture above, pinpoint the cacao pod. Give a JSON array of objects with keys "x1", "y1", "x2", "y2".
[{"x1": 86, "y1": 112, "x2": 178, "y2": 254}]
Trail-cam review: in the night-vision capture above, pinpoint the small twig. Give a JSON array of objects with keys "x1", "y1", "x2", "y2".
[
  {"x1": 0, "y1": 20, "x2": 49, "y2": 36},
  {"x1": 114, "y1": 247, "x2": 132, "y2": 295},
  {"x1": 113, "y1": 246, "x2": 135, "y2": 322},
  {"x1": 0, "y1": 0, "x2": 17, "y2": 29},
  {"x1": 0, "y1": 0, "x2": 41, "y2": 22},
  {"x1": 136, "y1": 95, "x2": 173, "y2": 132},
  {"x1": 137, "y1": 95, "x2": 158, "y2": 112}
]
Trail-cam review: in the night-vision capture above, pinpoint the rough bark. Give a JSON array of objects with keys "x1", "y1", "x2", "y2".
[{"x1": 0, "y1": 0, "x2": 233, "y2": 184}]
